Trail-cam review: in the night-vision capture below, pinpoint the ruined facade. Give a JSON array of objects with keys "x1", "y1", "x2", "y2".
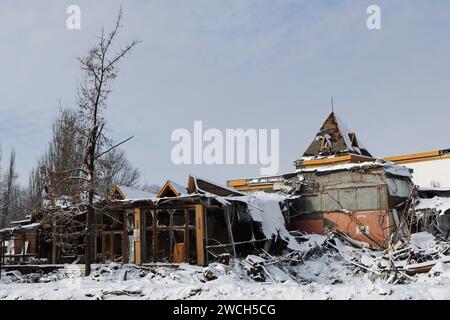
[
  {"x1": 1, "y1": 177, "x2": 294, "y2": 267},
  {"x1": 228, "y1": 112, "x2": 415, "y2": 248},
  {"x1": 286, "y1": 163, "x2": 413, "y2": 248},
  {"x1": 4, "y1": 111, "x2": 445, "y2": 267},
  {"x1": 295, "y1": 112, "x2": 374, "y2": 170}
]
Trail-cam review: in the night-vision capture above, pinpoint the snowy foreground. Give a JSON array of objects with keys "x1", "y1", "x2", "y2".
[{"x1": 2, "y1": 235, "x2": 450, "y2": 300}]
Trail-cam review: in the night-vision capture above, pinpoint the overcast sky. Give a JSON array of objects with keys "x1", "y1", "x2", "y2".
[{"x1": 1, "y1": 0, "x2": 449, "y2": 187}]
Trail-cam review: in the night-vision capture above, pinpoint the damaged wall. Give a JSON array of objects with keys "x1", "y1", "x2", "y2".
[{"x1": 285, "y1": 165, "x2": 413, "y2": 248}]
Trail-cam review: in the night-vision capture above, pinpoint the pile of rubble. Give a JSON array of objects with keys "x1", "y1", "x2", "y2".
[{"x1": 241, "y1": 230, "x2": 450, "y2": 285}]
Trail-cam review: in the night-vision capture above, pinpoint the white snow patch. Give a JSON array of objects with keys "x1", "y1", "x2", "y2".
[
  {"x1": 409, "y1": 232, "x2": 439, "y2": 254},
  {"x1": 415, "y1": 196, "x2": 450, "y2": 215},
  {"x1": 3, "y1": 251, "x2": 450, "y2": 300},
  {"x1": 118, "y1": 185, "x2": 156, "y2": 200},
  {"x1": 296, "y1": 160, "x2": 412, "y2": 178},
  {"x1": 233, "y1": 192, "x2": 301, "y2": 250},
  {"x1": 334, "y1": 114, "x2": 357, "y2": 153}
]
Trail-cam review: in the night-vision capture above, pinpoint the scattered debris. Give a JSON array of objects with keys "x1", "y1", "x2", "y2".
[{"x1": 203, "y1": 267, "x2": 218, "y2": 281}]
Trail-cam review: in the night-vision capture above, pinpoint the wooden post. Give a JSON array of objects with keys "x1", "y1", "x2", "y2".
[
  {"x1": 2, "y1": 234, "x2": 5, "y2": 267},
  {"x1": 100, "y1": 212, "x2": 104, "y2": 263},
  {"x1": 122, "y1": 211, "x2": 128, "y2": 263},
  {"x1": 195, "y1": 204, "x2": 206, "y2": 266},
  {"x1": 204, "y1": 207, "x2": 209, "y2": 265},
  {"x1": 36, "y1": 230, "x2": 40, "y2": 262},
  {"x1": 133, "y1": 208, "x2": 142, "y2": 265},
  {"x1": 51, "y1": 218, "x2": 57, "y2": 264},
  {"x1": 109, "y1": 232, "x2": 114, "y2": 262},
  {"x1": 93, "y1": 212, "x2": 97, "y2": 263},
  {"x1": 101, "y1": 230, "x2": 105, "y2": 264},
  {"x1": 141, "y1": 209, "x2": 146, "y2": 263},
  {"x1": 22, "y1": 233, "x2": 26, "y2": 263},
  {"x1": 169, "y1": 210, "x2": 174, "y2": 262},
  {"x1": 152, "y1": 210, "x2": 157, "y2": 263},
  {"x1": 184, "y1": 209, "x2": 189, "y2": 263}
]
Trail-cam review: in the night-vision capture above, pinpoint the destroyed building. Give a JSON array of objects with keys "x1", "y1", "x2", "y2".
[
  {"x1": 228, "y1": 112, "x2": 415, "y2": 248},
  {"x1": 385, "y1": 150, "x2": 450, "y2": 239},
  {"x1": 0, "y1": 177, "x2": 297, "y2": 267},
  {"x1": 2, "y1": 111, "x2": 449, "y2": 269},
  {"x1": 286, "y1": 161, "x2": 413, "y2": 248},
  {"x1": 0, "y1": 219, "x2": 43, "y2": 265},
  {"x1": 103, "y1": 177, "x2": 297, "y2": 266},
  {"x1": 414, "y1": 187, "x2": 450, "y2": 235},
  {"x1": 296, "y1": 111, "x2": 374, "y2": 168}
]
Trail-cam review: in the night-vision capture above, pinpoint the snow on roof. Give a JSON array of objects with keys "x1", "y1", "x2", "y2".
[
  {"x1": 415, "y1": 196, "x2": 450, "y2": 215},
  {"x1": 382, "y1": 161, "x2": 413, "y2": 178},
  {"x1": 247, "y1": 176, "x2": 285, "y2": 184},
  {"x1": 334, "y1": 114, "x2": 356, "y2": 153},
  {"x1": 232, "y1": 191, "x2": 301, "y2": 251},
  {"x1": 191, "y1": 176, "x2": 245, "y2": 196},
  {"x1": 10, "y1": 219, "x2": 32, "y2": 225},
  {"x1": 302, "y1": 112, "x2": 372, "y2": 159},
  {"x1": 296, "y1": 160, "x2": 412, "y2": 178},
  {"x1": 170, "y1": 181, "x2": 188, "y2": 196},
  {"x1": 420, "y1": 187, "x2": 450, "y2": 192},
  {"x1": 228, "y1": 172, "x2": 293, "y2": 185},
  {"x1": 117, "y1": 185, "x2": 156, "y2": 200},
  {"x1": 0, "y1": 223, "x2": 41, "y2": 234}
]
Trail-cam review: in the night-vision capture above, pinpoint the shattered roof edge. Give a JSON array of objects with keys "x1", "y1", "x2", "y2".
[{"x1": 295, "y1": 160, "x2": 412, "y2": 178}]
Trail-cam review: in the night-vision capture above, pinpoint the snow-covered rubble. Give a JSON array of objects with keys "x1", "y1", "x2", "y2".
[
  {"x1": 416, "y1": 196, "x2": 450, "y2": 215},
  {"x1": 234, "y1": 192, "x2": 301, "y2": 250},
  {"x1": 2, "y1": 232, "x2": 450, "y2": 300}
]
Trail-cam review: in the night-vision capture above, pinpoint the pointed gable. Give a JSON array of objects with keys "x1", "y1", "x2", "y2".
[
  {"x1": 303, "y1": 112, "x2": 372, "y2": 158},
  {"x1": 156, "y1": 180, "x2": 187, "y2": 198},
  {"x1": 111, "y1": 185, "x2": 155, "y2": 200}
]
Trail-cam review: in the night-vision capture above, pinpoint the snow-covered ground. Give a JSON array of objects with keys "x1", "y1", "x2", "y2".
[{"x1": 2, "y1": 252, "x2": 450, "y2": 300}]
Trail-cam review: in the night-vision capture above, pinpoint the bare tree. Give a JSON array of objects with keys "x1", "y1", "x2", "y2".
[
  {"x1": 26, "y1": 108, "x2": 84, "y2": 218},
  {"x1": 44, "y1": 108, "x2": 85, "y2": 198},
  {"x1": 26, "y1": 109, "x2": 141, "y2": 263},
  {"x1": 97, "y1": 148, "x2": 141, "y2": 195},
  {"x1": 28, "y1": 107, "x2": 140, "y2": 207},
  {"x1": 77, "y1": 9, "x2": 140, "y2": 275},
  {"x1": 23, "y1": 10, "x2": 140, "y2": 272},
  {"x1": 27, "y1": 166, "x2": 44, "y2": 216},
  {"x1": 1, "y1": 151, "x2": 18, "y2": 227},
  {"x1": 0, "y1": 143, "x2": 3, "y2": 226}
]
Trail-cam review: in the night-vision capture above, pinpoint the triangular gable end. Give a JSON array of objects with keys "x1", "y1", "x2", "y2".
[
  {"x1": 157, "y1": 180, "x2": 184, "y2": 198},
  {"x1": 111, "y1": 185, "x2": 126, "y2": 200}
]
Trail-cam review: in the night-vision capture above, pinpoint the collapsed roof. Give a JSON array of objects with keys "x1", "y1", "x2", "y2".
[
  {"x1": 296, "y1": 159, "x2": 412, "y2": 178},
  {"x1": 416, "y1": 196, "x2": 450, "y2": 215},
  {"x1": 111, "y1": 185, "x2": 156, "y2": 200},
  {"x1": 302, "y1": 112, "x2": 373, "y2": 159},
  {"x1": 156, "y1": 180, "x2": 188, "y2": 198},
  {"x1": 188, "y1": 175, "x2": 244, "y2": 197},
  {"x1": 416, "y1": 187, "x2": 450, "y2": 216}
]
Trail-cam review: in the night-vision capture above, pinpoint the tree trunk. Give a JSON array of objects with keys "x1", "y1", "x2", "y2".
[
  {"x1": 85, "y1": 156, "x2": 96, "y2": 276},
  {"x1": 85, "y1": 207, "x2": 93, "y2": 275}
]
